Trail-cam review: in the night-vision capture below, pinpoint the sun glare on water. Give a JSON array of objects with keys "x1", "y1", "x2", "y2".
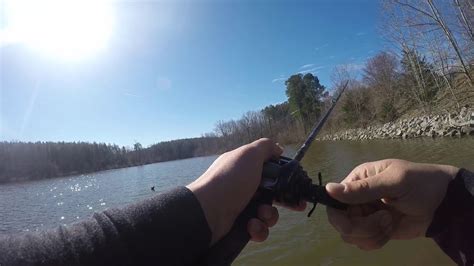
[{"x1": 2, "y1": 0, "x2": 115, "y2": 61}]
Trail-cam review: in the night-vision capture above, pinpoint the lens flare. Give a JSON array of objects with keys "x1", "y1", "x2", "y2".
[{"x1": 2, "y1": 0, "x2": 115, "y2": 61}]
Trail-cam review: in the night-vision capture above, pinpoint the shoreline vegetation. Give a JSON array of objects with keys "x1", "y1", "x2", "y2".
[{"x1": 1, "y1": 1, "x2": 474, "y2": 183}]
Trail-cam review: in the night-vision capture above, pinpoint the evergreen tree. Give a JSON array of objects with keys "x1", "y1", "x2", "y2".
[{"x1": 285, "y1": 73, "x2": 328, "y2": 132}]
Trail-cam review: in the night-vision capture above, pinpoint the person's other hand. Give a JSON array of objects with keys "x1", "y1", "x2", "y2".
[
  {"x1": 186, "y1": 138, "x2": 306, "y2": 245},
  {"x1": 326, "y1": 159, "x2": 458, "y2": 250}
]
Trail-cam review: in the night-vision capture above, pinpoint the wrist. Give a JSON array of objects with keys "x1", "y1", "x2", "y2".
[
  {"x1": 186, "y1": 178, "x2": 226, "y2": 245},
  {"x1": 428, "y1": 164, "x2": 459, "y2": 215},
  {"x1": 435, "y1": 164, "x2": 459, "y2": 181},
  {"x1": 426, "y1": 168, "x2": 472, "y2": 238}
]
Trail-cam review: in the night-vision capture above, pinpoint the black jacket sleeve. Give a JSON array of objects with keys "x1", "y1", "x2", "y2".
[
  {"x1": 426, "y1": 168, "x2": 474, "y2": 266},
  {"x1": 0, "y1": 187, "x2": 211, "y2": 266}
]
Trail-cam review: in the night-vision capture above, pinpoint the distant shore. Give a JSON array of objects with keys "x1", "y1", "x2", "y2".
[
  {"x1": 319, "y1": 107, "x2": 474, "y2": 141},
  {"x1": 0, "y1": 164, "x2": 143, "y2": 185},
  {"x1": 3, "y1": 107, "x2": 474, "y2": 185}
]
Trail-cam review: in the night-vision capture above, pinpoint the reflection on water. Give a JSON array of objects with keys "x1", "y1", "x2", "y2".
[
  {"x1": 1, "y1": 138, "x2": 472, "y2": 265},
  {"x1": 0, "y1": 155, "x2": 218, "y2": 233}
]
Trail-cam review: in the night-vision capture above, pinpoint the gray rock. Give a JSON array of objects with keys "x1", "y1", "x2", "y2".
[
  {"x1": 321, "y1": 108, "x2": 474, "y2": 141},
  {"x1": 447, "y1": 130, "x2": 460, "y2": 137},
  {"x1": 471, "y1": 112, "x2": 474, "y2": 128},
  {"x1": 429, "y1": 130, "x2": 436, "y2": 138},
  {"x1": 462, "y1": 126, "x2": 472, "y2": 136}
]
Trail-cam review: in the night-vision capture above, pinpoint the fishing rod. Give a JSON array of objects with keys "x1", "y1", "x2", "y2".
[
  {"x1": 200, "y1": 81, "x2": 349, "y2": 266},
  {"x1": 293, "y1": 81, "x2": 347, "y2": 162}
]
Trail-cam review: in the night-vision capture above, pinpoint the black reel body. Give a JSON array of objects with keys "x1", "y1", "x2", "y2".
[{"x1": 260, "y1": 156, "x2": 348, "y2": 214}]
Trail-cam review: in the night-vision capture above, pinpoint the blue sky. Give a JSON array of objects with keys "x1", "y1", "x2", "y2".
[{"x1": 1, "y1": 0, "x2": 384, "y2": 147}]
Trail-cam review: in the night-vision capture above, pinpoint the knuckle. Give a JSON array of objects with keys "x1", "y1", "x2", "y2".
[
  {"x1": 341, "y1": 234, "x2": 355, "y2": 245},
  {"x1": 256, "y1": 226, "x2": 269, "y2": 242},
  {"x1": 357, "y1": 180, "x2": 371, "y2": 191},
  {"x1": 356, "y1": 240, "x2": 380, "y2": 251},
  {"x1": 352, "y1": 163, "x2": 367, "y2": 175},
  {"x1": 239, "y1": 146, "x2": 258, "y2": 158},
  {"x1": 358, "y1": 234, "x2": 388, "y2": 251},
  {"x1": 358, "y1": 244, "x2": 374, "y2": 251},
  {"x1": 271, "y1": 207, "x2": 279, "y2": 222},
  {"x1": 254, "y1": 138, "x2": 275, "y2": 150},
  {"x1": 256, "y1": 137, "x2": 273, "y2": 144},
  {"x1": 346, "y1": 179, "x2": 370, "y2": 194},
  {"x1": 362, "y1": 240, "x2": 383, "y2": 251}
]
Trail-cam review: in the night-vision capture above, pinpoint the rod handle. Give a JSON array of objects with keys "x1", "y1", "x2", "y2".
[
  {"x1": 198, "y1": 190, "x2": 273, "y2": 266},
  {"x1": 313, "y1": 185, "x2": 348, "y2": 210}
]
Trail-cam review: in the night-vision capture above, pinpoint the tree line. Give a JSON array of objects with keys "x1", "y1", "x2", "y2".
[
  {"x1": 1, "y1": 0, "x2": 472, "y2": 183},
  {"x1": 0, "y1": 73, "x2": 330, "y2": 183},
  {"x1": 213, "y1": 73, "x2": 330, "y2": 150},
  {"x1": 325, "y1": 0, "x2": 474, "y2": 131},
  {"x1": 0, "y1": 138, "x2": 220, "y2": 183}
]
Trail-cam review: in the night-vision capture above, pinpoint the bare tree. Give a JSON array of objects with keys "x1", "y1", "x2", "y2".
[
  {"x1": 453, "y1": 0, "x2": 474, "y2": 42},
  {"x1": 392, "y1": 0, "x2": 473, "y2": 85},
  {"x1": 363, "y1": 52, "x2": 401, "y2": 121},
  {"x1": 383, "y1": 0, "x2": 470, "y2": 107}
]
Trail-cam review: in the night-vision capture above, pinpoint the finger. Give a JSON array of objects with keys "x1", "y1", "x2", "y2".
[
  {"x1": 341, "y1": 163, "x2": 370, "y2": 184},
  {"x1": 275, "y1": 200, "x2": 307, "y2": 212},
  {"x1": 327, "y1": 207, "x2": 352, "y2": 234},
  {"x1": 248, "y1": 218, "x2": 269, "y2": 242},
  {"x1": 326, "y1": 174, "x2": 397, "y2": 204},
  {"x1": 344, "y1": 210, "x2": 392, "y2": 238},
  {"x1": 341, "y1": 231, "x2": 391, "y2": 251},
  {"x1": 327, "y1": 207, "x2": 392, "y2": 237},
  {"x1": 390, "y1": 215, "x2": 430, "y2": 240},
  {"x1": 346, "y1": 217, "x2": 392, "y2": 251},
  {"x1": 343, "y1": 170, "x2": 363, "y2": 183},
  {"x1": 338, "y1": 211, "x2": 393, "y2": 250},
  {"x1": 250, "y1": 138, "x2": 283, "y2": 161},
  {"x1": 257, "y1": 205, "x2": 279, "y2": 227}
]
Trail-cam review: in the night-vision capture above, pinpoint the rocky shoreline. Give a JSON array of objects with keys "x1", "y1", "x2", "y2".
[{"x1": 321, "y1": 107, "x2": 474, "y2": 141}]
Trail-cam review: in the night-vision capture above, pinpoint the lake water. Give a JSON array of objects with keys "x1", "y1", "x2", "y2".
[{"x1": 1, "y1": 138, "x2": 473, "y2": 265}]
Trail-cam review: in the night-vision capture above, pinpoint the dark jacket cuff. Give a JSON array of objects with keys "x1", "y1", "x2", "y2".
[
  {"x1": 425, "y1": 168, "x2": 474, "y2": 266},
  {"x1": 426, "y1": 169, "x2": 474, "y2": 238}
]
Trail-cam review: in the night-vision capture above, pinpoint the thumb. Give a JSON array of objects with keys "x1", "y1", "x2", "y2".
[
  {"x1": 326, "y1": 175, "x2": 396, "y2": 204},
  {"x1": 250, "y1": 138, "x2": 283, "y2": 161}
]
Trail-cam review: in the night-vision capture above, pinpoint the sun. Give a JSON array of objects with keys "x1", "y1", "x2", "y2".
[{"x1": 2, "y1": 0, "x2": 114, "y2": 61}]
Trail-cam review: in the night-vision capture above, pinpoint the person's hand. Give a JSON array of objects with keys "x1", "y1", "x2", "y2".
[
  {"x1": 325, "y1": 159, "x2": 459, "y2": 250},
  {"x1": 186, "y1": 138, "x2": 306, "y2": 245}
]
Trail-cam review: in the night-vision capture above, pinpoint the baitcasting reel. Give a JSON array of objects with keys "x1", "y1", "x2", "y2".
[{"x1": 260, "y1": 156, "x2": 348, "y2": 216}]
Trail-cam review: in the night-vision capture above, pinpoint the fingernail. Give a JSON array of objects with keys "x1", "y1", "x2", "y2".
[
  {"x1": 250, "y1": 221, "x2": 263, "y2": 233},
  {"x1": 380, "y1": 213, "x2": 392, "y2": 228},
  {"x1": 326, "y1": 183, "x2": 345, "y2": 193},
  {"x1": 276, "y1": 143, "x2": 284, "y2": 152}
]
